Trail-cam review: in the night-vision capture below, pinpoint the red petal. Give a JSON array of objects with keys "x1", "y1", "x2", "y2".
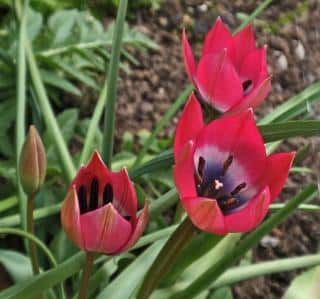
[
  {"x1": 226, "y1": 76, "x2": 272, "y2": 116},
  {"x1": 225, "y1": 187, "x2": 270, "y2": 233},
  {"x1": 265, "y1": 152, "x2": 295, "y2": 202},
  {"x1": 120, "y1": 202, "x2": 149, "y2": 252},
  {"x1": 239, "y1": 47, "x2": 267, "y2": 83},
  {"x1": 195, "y1": 110, "x2": 253, "y2": 165},
  {"x1": 80, "y1": 203, "x2": 132, "y2": 254},
  {"x1": 72, "y1": 151, "x2": 111, "y2": 205},
  {"x1": 182, "y1": 29, "x2": 196, "y2": 84},
  {"x1": 61, "y1": 187, "x2": 84, "y2": 249},
  {"x1": 227, "y1": 110, "x2": 267, "y2": 187},
  {"x1": 182, "y1": 197, "x2": 226, "y2": 235},
  {"x1": 233, "y1": 24, "x2": 256, "y2": 70},
  {"x1": 111, "y1": 167, "x2": 138, "y2": 218},
  {"x1": 174, "y1": 141, "x2": 197, "y2": 198},
  {"x1": 174, "y1": 94, "x2": 204, "y2": 159},
  {"x1": 196, "y1": 51, "x2": 242, "y2": 112},
  {"x1": 202, "y1": 17, "x2": 235, "y2": 62}
]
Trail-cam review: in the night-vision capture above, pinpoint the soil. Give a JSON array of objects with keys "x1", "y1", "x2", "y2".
[{"x1": 113, "y1": 0, "x2": 320, "y2": 298}]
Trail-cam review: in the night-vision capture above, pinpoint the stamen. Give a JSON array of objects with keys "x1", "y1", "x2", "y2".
[
  {"x1": 198, "y1": 156, "x2": 205, "y2": 178},
  {"x1": 220, "y1": 197, "x2": 238, "y2": 211},
  {"x1": 77, "y1": 185, "x2": 87, "y2": 214},
  {"x1": 242, "y1": 79, "x2": 253, "y2": 95},
  {"x1": 89, "y1": 177, "x2": 99, "y2": 211},
  {"x1": 103, "y1": 184, "x2": 113, "y2": 205},
  {"x1": 222, "y1": 155, "x2": 233, "y2": 176},
  {"x1": 214, "y1": 179, "x2": 223, "y2": 190},
  {"x1": 230, "y1": 182, "x2": 247, "y2": 196}
]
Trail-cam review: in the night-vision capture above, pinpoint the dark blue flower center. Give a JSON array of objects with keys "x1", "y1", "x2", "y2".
[{"x1": 195, "y1": 155, "x2": 248, "y2": 215}]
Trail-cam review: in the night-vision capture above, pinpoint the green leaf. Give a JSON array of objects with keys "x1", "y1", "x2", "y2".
[
  {"x1": 0, "y1": 250, "x2": 32, "y2": 282},
  {"x1": 26, "y1": 7, "x2": 43, "y2": 41},
  {"x1": 96, "y1": 240, "x2": 166, "y2": 299},
  {"x1": 40, "y1": 70, "x2": 82, "y2": 96},
  {"x1": 210, "y1": 287, "x2": 233, "y2": 299},
  {"x1": 48, "y1": 9, "x2": 78, "y2": 45},
  {"x1": 282, "y1": 266, "x2": 320, "y2": 299}
]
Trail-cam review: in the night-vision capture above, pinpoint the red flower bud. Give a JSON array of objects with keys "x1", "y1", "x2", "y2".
[
  {"x1": 173, "y1": 95, "x2": 294, "y2": 234},
  {"x1": 183, "y1": 17, "x2": 271, "y2": 115},
  {"x1": 19, "y1": 125, "x2": 47, "y2": 196},
  {"x1": 61, "y1": 151, "x2": 148, "y2": 255}
]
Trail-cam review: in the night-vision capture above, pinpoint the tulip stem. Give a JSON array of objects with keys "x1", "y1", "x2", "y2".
[
  {"x1": 78, "y1": 252, "x2": 95, "y2": 299},
  {"x1": 137, "y1": 217, "x2": 196, "y2": 299},
  {"x1": 27, "y1": 195, "x2": 40, "y2": 275}
]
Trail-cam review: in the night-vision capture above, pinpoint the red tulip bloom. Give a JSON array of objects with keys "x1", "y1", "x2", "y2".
[
  {"x1": 174, "y1": 94, "x2": 294, "y2": 234},
  {"x1": 61, "y1": 151, "x2": 148, "y2": 255},
  {"x1": 183, "y1": 17, "x2": 271, "y2": 115}
]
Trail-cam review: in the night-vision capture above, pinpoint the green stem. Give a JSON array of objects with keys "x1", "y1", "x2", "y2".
[
  {"x1": 15, "y1": 0, "x2": 28, "y2": 234},
  {"x1": 27, "y1": 195, "x2": 40, "y2": 275},
  {"x1": 79, "y1": 82, "x2": 107, "y2": 165},
  {"x1": 170, "y1": 185, "x2": 317, "y2": 299},
  {"x1": 213, "y1": 253, "x2": 320, "y2": 289},
  {"x1": 101, "y1": 0, "x2": 128, "y2": 167},
  {"x1": 136, "y1": 217, "x2": 196, "y2": 299},
  {"x1": 78, "y1": 253, "x2": 95, "y2": 299},
  {"x1": 25, "y1": 41, "x2": 76, "y2": 182}
]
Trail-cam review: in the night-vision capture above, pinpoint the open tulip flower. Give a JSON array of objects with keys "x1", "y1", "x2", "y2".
[
  {"x1": 173, "y1": 94, "x2": 294, "y2": 234},
  {"x1": 183, "y1": 17, "x2": 271, "y2": 115},
  {"x1": 61, "y1": 151, "x2": 148, "y2": 255}
]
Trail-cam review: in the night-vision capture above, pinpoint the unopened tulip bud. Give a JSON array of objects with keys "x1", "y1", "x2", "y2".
[{"x1": 19, "y1": 125, "x2": 47, "y2": 196}]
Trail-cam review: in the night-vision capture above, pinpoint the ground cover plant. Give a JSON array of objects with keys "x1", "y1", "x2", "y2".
[{"x1": 0, "y1": 0, "x2": 320, "y2": 299}]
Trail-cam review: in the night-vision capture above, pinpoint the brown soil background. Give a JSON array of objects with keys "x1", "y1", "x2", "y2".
[{"x1": 113, "y1": 1, "x2": 320, "y2": 298}]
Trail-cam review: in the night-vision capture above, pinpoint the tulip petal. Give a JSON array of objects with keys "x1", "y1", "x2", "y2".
[
  {"x1": 227, "y1": 110, "x2": 267, "y2": 188},
  {"x1": 174, "y1": 141, "x2": 197, "y2": 198},
  {"x1": 194, "y1": 110, "x2": 253, "y2": 165},
  {"x1": 239, "y1": 47, "x2": 267, "y2": 83},
  {"x1": 226, "y1": 76, "x2": 272, "y2": 116},
  {"x1": 174, "y1": 94, "x2": 204, "y2": 159},
  {"x1": 61, "y1": 187, "x2": 84, "y2": 249},
  {"x1": 111, "y1": 168, "x2": 137, "y2": 218},
  {"x1": 202, "y1": 17, "x2": 234, "y2": 62},
  {"x1": 182, "y1": 197, "x2": 226, "y2": 235},
  {"x1": 233, "y1": 24, "x2": 256, "y2": 69},
  {"x1": 182, "y1": 29, "x2": 196, "y2": 84},
  {"x1": 81, "y1": 203, "x2": 132, "y2": 254},
  {"x1": 265, "y1": 152, "x2": 295, "y2": 202},
  {"x1": 196, "y1": 51, "x2": 242, "y2": 112},
  {"x1": 120, "y1": 202, "x2": 149, "y2": 252},
  {"x1": 225, "y1": 187, "x2": 270, "y2": 233}
]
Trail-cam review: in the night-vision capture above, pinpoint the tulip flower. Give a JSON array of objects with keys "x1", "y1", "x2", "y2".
[
  {"x1": 173, "y1": 94, "x2": 294, "y2": 234},
  {"x1": 61, "y1": 151, "x2": 148, "y2": 255},
  {"x1": 183, "y1": 17, "x2": 271, "y2": 115}
]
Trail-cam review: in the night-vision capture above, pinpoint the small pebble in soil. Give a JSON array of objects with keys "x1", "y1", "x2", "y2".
[
  {"x1": 260, "y1": 235, "x2": 280, "y2": 248},
  {"x1": 293, "y1": 40, "x2": 305, "y2": 60},
  {"x1": 275, "y1": 52, "x2": 289, "y2": 72}
]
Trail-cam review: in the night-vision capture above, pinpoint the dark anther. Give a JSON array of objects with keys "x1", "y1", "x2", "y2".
[
  {"x1": 219, "y1": 197, "x2": 238, "y2": 212},
  {"x1": 242, "y1": 80, "x2": 253, "y2": 95},
  {"x1": 222, "y1": 155, "x2": 233, "y2": 176},
  {"x1": 198, "y1": 156, "x2": 205, "y2": 178},
  {"x1": 103, "y1": 184, "x2": 113, "y2": 205},
  {"x1": 89, "y1": 177, "x2": 99, "y2": 211},
  {"x1": 230, "y1": 182, "x2": 247, "y2": 196},
  {"x1": 124, "y1": 215, "x2": 131, "y2": 222},
  {"x1": 77, "y1": 185, "x2": 87, "y2": 214},
  {"x1": 195, "y1": 156, "x2": 205, "y2": 185}
]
